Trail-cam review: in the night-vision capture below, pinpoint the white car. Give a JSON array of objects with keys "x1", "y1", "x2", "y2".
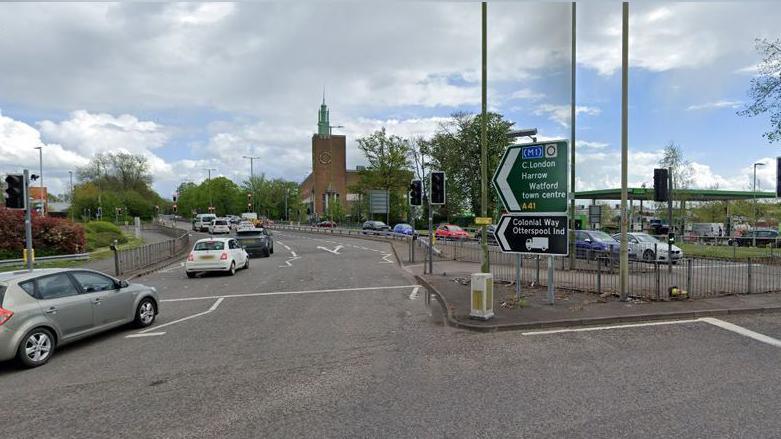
[
  {"x1": 613, "y1": 232, "x2": 683, "y2": 263},
  {"x1": 208, "y1": 218, "x2": 231, "y2": 234},
  {"x1": 185, "y1": 237, "x2": 249, "y2": 278}
]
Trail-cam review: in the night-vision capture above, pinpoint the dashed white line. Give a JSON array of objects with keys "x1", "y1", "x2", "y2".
[
  {"x1": 700, "y1": 317, "x2": 781, "y2": 348},
  {"x1": 160, "y1": 285, "x2": 422, "y2": 302},
  {"x1": 126, "y1": 332, "x2": 166, "y2": 338},
  {"x1": 521, "y1": 319, "x2": 700, "y2": 336},
  {"x1": 128, "y1": 298, "x2": 224, "y2": 337}
]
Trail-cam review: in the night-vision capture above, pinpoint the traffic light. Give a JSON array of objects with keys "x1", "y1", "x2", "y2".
[
  {"x1": 430, "y1": 171, "x2": 445, "y2": 205},
  {"x1": 409, "y1": 180, "x2": 422, "y2": 206},
  {"x1": 172, "y1": 194, "x2": 177, "y2": 203},
  {"x1": 653, "y1": 168, "x2": 669, "y2": 202},
  {"x1": 4, "y1": 174, "x2": 24, "y2": 208},
  {"x1": 776, "y1": 157, "x2": 781, "y2": 198},
  {"x1": 172, "y1": 204, "x2": 177, "y2": 213}
]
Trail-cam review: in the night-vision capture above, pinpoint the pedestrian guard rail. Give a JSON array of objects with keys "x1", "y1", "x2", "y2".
[
  {"x1": 270, "y1": 224, "x2": 413, "y2": 242},
  {"x1": 113, "y1": 223, "x2": 190, "y2": 276}
]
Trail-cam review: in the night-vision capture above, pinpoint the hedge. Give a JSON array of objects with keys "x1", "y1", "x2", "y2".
[{"x1": 0, "y1": 208, "x2": 86, "y2": 258}]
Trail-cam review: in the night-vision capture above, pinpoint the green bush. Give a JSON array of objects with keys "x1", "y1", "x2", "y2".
[
  {"x1": 84, "y1": 221, "x2": 127, "y2": 251},
  {"x1": 84, "y1": 221, "x2": 123, "y2": 235}
]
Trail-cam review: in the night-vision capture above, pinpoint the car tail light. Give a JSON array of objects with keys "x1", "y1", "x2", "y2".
[
  {"x1": 220, "y1": 252, "x2": 228, "y2": 260},
  {"x1": 0, "y1": 307, "x2": 13, "y2": 326},
  {"x1": 187, "y1": 253, "x2": 194, "y2": 261}
]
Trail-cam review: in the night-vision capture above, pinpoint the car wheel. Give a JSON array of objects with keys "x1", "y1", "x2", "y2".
[
  {"x1": 229, "y1": 262, "x2": 236, "y2": 275},
  {"x1": 262, "y1": 247, "x2": 270, "y2": 258},
  {"x1": 643, "y1": 249, "x2": 655, "y2": 262},
  {"x1": 186, "y1": 271, "x2": 196, "y2": 278},
  {"x1": 134, "y1": 298, "x2": 156, "y2": 328},
  {"x1": 244, "y1": 258, "x2": 250, "y2": 269},
  {"x1": 270, "y1": 245, "x2": 274, "y2": 254},
  {"x1": 17, "y1": 327, "x2": 55, "y2": 368}
]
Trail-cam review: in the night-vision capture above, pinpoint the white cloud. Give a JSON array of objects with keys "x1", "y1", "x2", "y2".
[
  {"x1": 534, "y1": 104, "x2": 600, "y2": 128},
  {"x1": 686, "y1": 100, "x2": 743, "y2": 111},
  {"x1": 577, "y1": 140, "x2": 608, "y2": 149},
  {"x1": 510, "y1": 88, "x2": 545, "y2": 101}
]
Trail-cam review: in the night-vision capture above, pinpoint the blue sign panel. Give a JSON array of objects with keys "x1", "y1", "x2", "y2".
[{"x1": 522, "y1": 145, "x2": 543, "y2": 160}]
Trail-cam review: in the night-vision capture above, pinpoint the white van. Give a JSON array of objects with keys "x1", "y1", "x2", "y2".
[{"x1": 193, "y1": 214, "x2": 216, "y2": 232}]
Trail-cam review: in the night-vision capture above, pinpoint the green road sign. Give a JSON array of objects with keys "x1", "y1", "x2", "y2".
[{"x1": 493, "y1": 140, "x2": 568, "y2": 213}]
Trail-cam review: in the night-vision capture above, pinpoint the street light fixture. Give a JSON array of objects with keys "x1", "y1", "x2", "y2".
[
  {"x1": 203, "y1": 168, "x2": 216, "y2": 213},
  {"x1": 753, "y1": 162, "x2": 766, "y2": 247},
  {"x1": 242, "y1": 155, "x2": 261, "y2": 179},
  {"x1": 507, "y1": 128, "x2": 538, "y2": 142}
]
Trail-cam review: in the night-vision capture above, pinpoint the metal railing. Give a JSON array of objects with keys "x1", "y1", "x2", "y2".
[
  {"x1": 428, "y1": 238, "x2": 781, "y2": 300},
  {"x1": 0, "y1": 253, "x2": 90, "y2": 268},
  {"x1": 270, "y1": 224, "x2": 412, "y2": 241},
  {"x1": 113, "y1": 225, "x2": 190, "y2": 276}
]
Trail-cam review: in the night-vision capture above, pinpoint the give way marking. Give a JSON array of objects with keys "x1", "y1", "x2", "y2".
[
  {"x1": 317, "y1": 245, "x2": 343, "y2": 255},
  {"x1": 522, "y1": 317, "x2": 781, "y2": 349},
  {"x1": 126, "y1": 298, "x2": 224, "y2": 338}
]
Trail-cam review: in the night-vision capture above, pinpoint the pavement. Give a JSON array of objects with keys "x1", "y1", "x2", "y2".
[
  {"x1": 411, "y1": 259, "x2": 781, "y2": 331},
  {"x1": 2, "y1": 230, "x2": 781, "y2": 438}
]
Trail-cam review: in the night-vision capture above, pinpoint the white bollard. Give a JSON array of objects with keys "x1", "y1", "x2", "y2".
[{"x1": 470, "y1": 272, "x2": 494, "y2": 320}]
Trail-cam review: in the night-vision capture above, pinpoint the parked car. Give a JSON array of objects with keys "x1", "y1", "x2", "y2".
[
  {"x1": 435, "y1": 224, "x2": 471, "y2": 240},
  {"x1": 208, "y1": 218, "x2": 231, "y2": 234},
  {"x1": 0, "y1": 268, "x2": 159, "y2": 368},
  {"x1": 575, "y1": 230, "x2": 623, "y2": 260},
  {"x1": 362, "y1": 221, "x2": 391, "y2": 234},
  {"x1": 316, "y1": 220, "x2": 337, "y2": 228},
  {"x1": 193, "y1": 213, "x2": 216, "y2": 232},
  {"x1": 235, "y1": 228, "x2": 274, "y2": 257},
  {"x1": 612, "y1": 232, "x2": 682, "y2": 262},
  {"x1": 185, "y1": 237, "x2": 249, "y2": 278},
  {"x1": 392, "y1": 223, "x2": 415, "y2": 236},
  {"x1": 729, "y1": 229, "x2": 781, "y2": 247}
]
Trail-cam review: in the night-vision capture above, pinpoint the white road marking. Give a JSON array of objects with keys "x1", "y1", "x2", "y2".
[
  {"x1": 409, "y1": 286, "x2": 420, "y2": 300},
  {"x1": 159, "y1": 262, "x2": 185, "y2": 273},
  {"x1": 317, "y1": 245, "x2": 343, "y2": 254},
  {"x1": 131, "y1": 297, "x2": 225, "y2": 335},
  {"x1": 280, "y1": 256, "x2": 301, "y2": 267},
  {"x1": 521, "y1": 319, "x2": 701, "y2": 336},
  {"x1": 381, "y1": 253, "x2": 394, "y2": 263},
  {"x1": 125, "y1": 332, "x2": 166, "y2": 338},
  {"x1": 700, "y1": 317, "x2": 781, "y2": 348},
  {"x1": 161, "y1": 285, "x2": 422, "y2": 302}
]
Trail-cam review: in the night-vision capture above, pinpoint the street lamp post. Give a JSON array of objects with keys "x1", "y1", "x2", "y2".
[
  {"x1": 242, "y1": 155, "x2": 261, "y2": 179},
  {"x1": 480, "y1": 1, "x2": 489, "y2": 274},
  {"x1": 753, "y1": 162, "x2": 765, "y2": 247},
  {"x1": 204, "y1": 168, "x2": 216, "y2": 213},
  {"x1": 34, "y1": 146, "x2": 43, "y2": 216},
  {"x1": 69, "y1": 170, "x2": 74, "y2": 221}
]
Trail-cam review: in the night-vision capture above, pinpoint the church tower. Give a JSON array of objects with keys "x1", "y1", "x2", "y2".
[{"x1": 317, "y1": 93, "x2": 330, "y2": 137}]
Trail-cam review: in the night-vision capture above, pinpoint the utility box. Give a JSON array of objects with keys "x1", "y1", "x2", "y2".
[{"x1": 470, "y1": 273, "x2": 494, "y2": 320}]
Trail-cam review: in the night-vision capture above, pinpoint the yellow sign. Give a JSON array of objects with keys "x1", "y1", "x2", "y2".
[
  {"x1": 23, "y1": 248, "x2": 35, "y2": 264},
  {"x1": 475, "y1": 217, "x2": 492, "y2": 225},
  {"x1": 472, "y1": 290, "x2": 483, "y2": 310}
]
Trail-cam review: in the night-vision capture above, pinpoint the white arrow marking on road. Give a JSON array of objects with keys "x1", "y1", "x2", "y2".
[
  {"x1": 381, "y1": 253, "x2": 394, "y2": 263},
  {"x1": 317, "y1": 245, "x2": 343, "y2": 254},
  {"x1": 497, "y1": 148, "x2": 521, "y2": 211},
  {"x1": 128, "y1": 298, "x2": 224, "y2": 337},
  {"x1": 497, "y1": 217, "x2": 512, "y2": 251},
  {"x1": 280, "y1": 256, "x2": 301, "y2": 267},
  {"x1": 408, "y1": 286, "x2": 420, "y2": 300}
]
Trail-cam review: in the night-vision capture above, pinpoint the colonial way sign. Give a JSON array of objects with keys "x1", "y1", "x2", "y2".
[
  {"x1": 494, "y1": 213, "x2": 569, "y2": 256},
  {"x1": 492, "y1": 140, "x2": 568, "y2": 213}
]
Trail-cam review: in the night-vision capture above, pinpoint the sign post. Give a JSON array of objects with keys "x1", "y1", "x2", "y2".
[{"x1": 492, "y1": 140, "x2": 569, "y2": 304}]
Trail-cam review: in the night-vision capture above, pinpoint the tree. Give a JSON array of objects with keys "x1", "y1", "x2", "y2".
[
  {"x1": 425, "y1": 112, "x2": 514, "y2": 219},
  {"x1": 78, "y1": 152, "x2": 152, "y2": 192},
  {"x1": 739, "y1": 38, "x2": 781, "y2": 143},
  {"x1": 658, "y1": 142, "x2": 693, "y2": 190},
  {"x1": 352, "y1": 129, "x2": 413, "y2": 223}
]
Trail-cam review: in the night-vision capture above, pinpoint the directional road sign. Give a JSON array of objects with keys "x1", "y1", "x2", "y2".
[
  {"x1": 493, "y1": 214, "x2": 569, "y2": 256},
  {"x1": 493, "y1": 140, "x2": 568, "y2": 213}
]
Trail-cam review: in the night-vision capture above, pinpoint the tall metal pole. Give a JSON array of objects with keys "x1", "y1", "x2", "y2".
[
  {"x1": 24, "y1": 170, "x2": 33, "y2": 271},
  {"x1": 619, "y1": 2, "x2": 629, "y2": 301},
  {"x1": 204, "y1": 168, "x2": 215, "y2": 212},
  {"x1": 569, "y1": 1, "x2": 577, "y2": 269},
  {"x1": 480, "y1": 1, "x2": 489, "y2": 274},
  {"x1": 667, "y1": 168, "x2": 673, "y2": 273},
  {"x1": 34, "y1": 146, "x2": 44, "y2": 216},
  {"x1": 69, "y1": 170, "x2": 74, "y2": 222},
  {"x1": 753, "y1": 163, "x2": 762, "y2": 247}
]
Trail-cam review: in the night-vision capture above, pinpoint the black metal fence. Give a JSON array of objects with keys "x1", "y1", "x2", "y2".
[
  {"x1": 429, "y1": 239, "x2": 781, "y2": 300},
  {"x1": 113, "y1": 224, "x2": 190, "y2": 276}
]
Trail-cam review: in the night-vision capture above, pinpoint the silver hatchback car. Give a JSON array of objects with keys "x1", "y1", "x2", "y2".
[{"x1": 0, "y1": 268, "x2": 159, "y2": 368}]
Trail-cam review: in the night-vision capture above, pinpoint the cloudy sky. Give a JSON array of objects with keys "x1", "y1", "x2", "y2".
[{"x1": 1, "y1": 1, "x2": 780, "y2": 200}]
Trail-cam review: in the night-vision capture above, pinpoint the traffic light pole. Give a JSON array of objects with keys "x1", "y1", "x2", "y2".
[
  {"x1": 428, "y1": 195, "x2": 433, "y2": 275},
  {"x1": 24, "y1": 170, "x2": 33, "y2": 272},
  {"x1": 668, "y1": 168, "x2": 673, "y2": 274}
]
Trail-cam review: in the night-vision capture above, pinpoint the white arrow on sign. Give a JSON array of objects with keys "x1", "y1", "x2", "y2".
[
  {"x1": 495, "y1": 148, "x2": 521, "y2": 211},
  {"x1": 496, "y1": 216, "x2": 512, "y2": 251},
  {"x1": 317, "y1": 245, "x2": 343, "y2": 255}
]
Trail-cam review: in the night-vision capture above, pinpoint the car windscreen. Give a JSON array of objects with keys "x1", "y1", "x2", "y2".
[
  {"x1": 589, "y1": 231, "x2": 615, "y2": 242},
  {"x1": 214, "y1": 220, "x2": 228, "y2": 225},
  {"x1": 194, "y1": 241, "x2": 225, "y2": 251},
  {"x1": 236, "y1": 230, "x2": 263, "y2": 236},
  {"x1": 448, "y1": 225, "x2": 463, "y2": 231},
  {"x1": 635, "y1": 234, "x2": 660, "y2": 243}
]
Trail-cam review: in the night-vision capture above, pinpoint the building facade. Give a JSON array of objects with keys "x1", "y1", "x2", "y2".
[{"x1": 300, "y1": 98, "x2": 360, "y2": 220}]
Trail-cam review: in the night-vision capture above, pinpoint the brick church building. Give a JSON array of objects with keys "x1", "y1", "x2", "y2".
[{"x1": 299, "y1": 98, "x2": 361, "y2": 221}]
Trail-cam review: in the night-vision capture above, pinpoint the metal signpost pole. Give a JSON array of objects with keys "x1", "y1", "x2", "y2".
[
  {"x1": 24, "y1": 170, "x2": 33, "y2": 272},
  {"x1": 480, "y1": 1, "x2": 490, "y2": 275},
  {"x1": 569, "y1": 1, "x2": 577, "y2": 270},
  {"x1": 668, "y1": 167, "x2": 673, "y2": 273},
  {"x1": 428, "y1": 194, "x2": 433, "y2": 275},
  {"x1": 619, "y1": 1, "x2": 629, "y2": 301},
  {"x1": 515, "y1": 254, "x2": 521, "y2": 300},
  {"x1": 547, "y1": 256, "x2": 554, "y2": 304}
]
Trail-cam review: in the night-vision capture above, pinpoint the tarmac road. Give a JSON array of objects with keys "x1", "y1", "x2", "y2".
[{"x1": 1, "y1": 230, "x2": 780, "y2": 438}]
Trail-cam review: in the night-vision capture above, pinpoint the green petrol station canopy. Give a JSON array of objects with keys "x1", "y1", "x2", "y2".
[{"x1": 575, "y1": 187, "x2": 778, "y2": 202}]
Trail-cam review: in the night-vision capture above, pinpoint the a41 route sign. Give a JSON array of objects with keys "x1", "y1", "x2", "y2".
[
  {"x1": 493, "y1": 140, "x2": 568, "y2": 213},
  {"x1": 493, "y1": 213, "x2": 569, "y2": 256}
]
